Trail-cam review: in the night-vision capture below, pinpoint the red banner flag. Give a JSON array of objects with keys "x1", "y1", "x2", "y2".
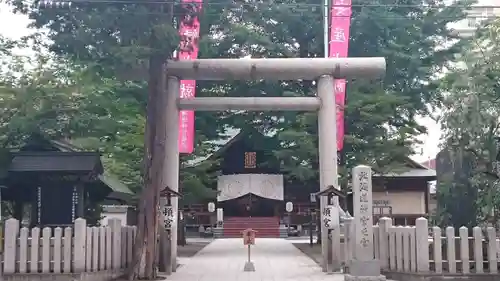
[
  {"x1": 177, "y1": 0, "x2": 203, "y2": 154},
  {"x1": 329, "y1": 0, "x2": 352, "y2": 151}
]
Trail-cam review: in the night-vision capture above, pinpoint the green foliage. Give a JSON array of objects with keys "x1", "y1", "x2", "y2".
[
  {"x1": 436, "y1": 19, "x2": 500, "y2": 227},
  {"x1": 3, "y1": 0, "x2": 472, "y2": 202},
  {"x1": 196, "y1": 0, "x2": 469, "y2": 188}
]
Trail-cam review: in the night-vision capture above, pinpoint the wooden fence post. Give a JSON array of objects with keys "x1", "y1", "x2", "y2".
[
  {"x1": 459, "y1": 226, "x2": 469, "y2": 274},
  {"x1": 73, "y1": 218, "x2": 87, "y2": 272},
  {"x1": 415, "y1": 217, "x2": 429, "y2": 273},
  {"x1": 432, "y1": 226, "x2": 442, "y2": 274},
  {"x1": 378, "y1": 217, "x2": 391, "y2": 270},
  {"x1": 3, "y1": 218, "x2": 19, "y2": 274},
  {"x1": 472, "y1": 226, "x2": 483, "y2": 273},
  {"x1": 108, "y1": 218, "x2": 122, "y2": 269},
  {"x1": 487, "y1": 227, "x2": 497, "y2": 273}
]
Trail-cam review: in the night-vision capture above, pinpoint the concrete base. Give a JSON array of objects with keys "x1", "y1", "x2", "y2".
[
  {"x1": 3, "y1": 270, "x2": 124, "y2": 281},
  {"x1": 349, "y1": 260, "x2": 382, "y2": 277},
  {"x1": 279, "y1": 225, "x2": 288, "y2": 238},
  {"x1": 383, "y1": 271, "x2": 500, "y2": 281},
  {"x1": 344, "y1": 274, "x2": 386, "y2": 281},
  {"x1": 243, "y1": 261, "x2": 256, "y2": 272},
  {"x1": 213, "y1": 227, "x2": 223, "y2": 238}
]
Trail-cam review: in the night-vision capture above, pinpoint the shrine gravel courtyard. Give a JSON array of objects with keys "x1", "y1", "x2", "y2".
[{"x1": 165, "y1": 238, "x2": 345, "y2": 281}]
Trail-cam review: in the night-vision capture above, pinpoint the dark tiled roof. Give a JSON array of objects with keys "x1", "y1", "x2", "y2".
[
  {"x1": 98, "y1": 174, "x2": 134, "y2": 195},
  {"x1": 8, "y1": 151, "x2": 103, "y2": 173}
]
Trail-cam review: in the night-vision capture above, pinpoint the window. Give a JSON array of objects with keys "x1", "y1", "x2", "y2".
[
  {"x1": 467, "y1": 17, "x2": 477, "y2": 28},
  {"x1": 394, "y1": 217, "x2": 406, "y2": 226},
  {"x1": 483, "y1": 7, "x2": 494, "y2": 17},
  {"x1": 244, "y1": 152, "x2": 257, "y2": 168}
]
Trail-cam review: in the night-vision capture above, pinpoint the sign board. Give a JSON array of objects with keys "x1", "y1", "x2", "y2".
[
  {"x1": 242, "y1": 228, "x2": 257, "y2": 245},
  {"x1": 216, "y1": 207, "x2": 224, "y2": 226},
  {"x1": 162, "y1": 206, "x2": 175, "y2": 229},
  {"x1": 321, "y1": 205, "x2": 339, "y2": 229},
  {"x1": 330, "y1": 195, "x2": 339, "y2": 206},
  {"x1": 285, "y1": 201, "x2": 293, "y2": 212},
  {"x1": 310, "y1": 193, "x2": 317, "y2": 203},
  {"x1": 373, "y1": 200, "x2": 390, "y2": 206}
]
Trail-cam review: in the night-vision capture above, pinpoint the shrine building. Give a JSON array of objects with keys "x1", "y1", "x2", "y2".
[
  {"x1": 1, "y1": 134, "x2": 133, "y2": 227},
  {"x1": 183, "y1": 129, "x2": 436, "y2": 237}
]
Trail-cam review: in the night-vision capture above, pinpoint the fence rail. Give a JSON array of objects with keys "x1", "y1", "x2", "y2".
[{"x1": 3, "y1": 218, "x2": 137, "y2": 274}]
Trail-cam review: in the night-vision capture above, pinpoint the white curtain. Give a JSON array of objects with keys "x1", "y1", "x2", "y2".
[{"x1": 217, "y1": 174, "x2": 284, "y2": 201}]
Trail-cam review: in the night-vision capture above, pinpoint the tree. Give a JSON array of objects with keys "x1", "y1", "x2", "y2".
[
  {"x1": 7, "y1": 0, "x2": 470, "y2": 185},
  {"x1": 436, "y1": 18, "x2": 500, "y2": 228},
  {"x1": 195, "y1": 0, "x2": 470, "y2": 187},
  {"x1": 6, "y1": 1, "x2": 222, "y2": 278}
]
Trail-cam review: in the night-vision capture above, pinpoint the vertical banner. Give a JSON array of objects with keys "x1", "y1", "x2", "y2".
[
  {"x1": 177, "y1": 0, "x2": 203, "y2": 154},
  {"x1": 329, "y1": 0, "x2": 352, "y2": 151}
]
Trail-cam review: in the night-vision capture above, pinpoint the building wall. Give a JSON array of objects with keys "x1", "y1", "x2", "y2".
[
  {"x1": 100, "y1": 205, "x2": 129, "y2": 226},
  {"x1": 373, "y1": 191, "x2": 426, "y2": 215},
  {"x1": 429, "y1": 195, "x2": 438, "y2": 215},
  {"x1": 449, "y1": 0, "x2": 500, "y2": 37},
  {"x1": 101, "y1": 212, "x2": 128, "y2": 226}
]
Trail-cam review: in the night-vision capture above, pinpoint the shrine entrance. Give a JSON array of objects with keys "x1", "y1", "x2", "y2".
[
  {"x1": 159, "y1": 57, "x2": 386, "y2": 273},
  {"x1": 220, "y1": 194, "x2": 278, "y2": 217}
]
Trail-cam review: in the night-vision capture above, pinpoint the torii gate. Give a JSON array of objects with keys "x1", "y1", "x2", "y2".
[{"x1": 162, "y1": 57, "x2": 386, "y2": 272}]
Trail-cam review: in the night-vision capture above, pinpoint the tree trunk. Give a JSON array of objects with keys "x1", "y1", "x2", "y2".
[{"x1": 126, "y1": 52, "x2": 168, "y2": 280}]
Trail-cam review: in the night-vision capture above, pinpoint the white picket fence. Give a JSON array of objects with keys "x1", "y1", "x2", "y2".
[
  {"x1": 3, "y1": 218, "x2": 137, "y2": 274},
  {"x1": 340, "y1": 217, "x2": 500, "y2": 275}
]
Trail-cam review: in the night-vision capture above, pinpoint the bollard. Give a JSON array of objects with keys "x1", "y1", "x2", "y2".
[{"x1": 242, "y1": 228, "x2": 257, "y2": 272}]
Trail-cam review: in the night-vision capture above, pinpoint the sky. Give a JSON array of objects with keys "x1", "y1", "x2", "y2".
[{"x1": 0, "y1": 3, "x2": 449, "y2": 164}]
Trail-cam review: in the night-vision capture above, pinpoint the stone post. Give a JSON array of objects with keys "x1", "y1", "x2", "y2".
[
  {"x1": 317, "y1": 75, "x2": 339, "y2": 272},
  {"x1": 343, "y1": 217, "x2": 354, "y2": 271},
  {"x1": 165, "y1": 76, "x2": 180, "y2": 272},
  {"x1": 215, "y1": 208, "x2": 224, "y2": 238},
  {"x1": 331, "y1": 196, "x2": 342, "y2": 272},
  {"x1": 345, "y1": 165, "x2": 385, "y2": 281}
]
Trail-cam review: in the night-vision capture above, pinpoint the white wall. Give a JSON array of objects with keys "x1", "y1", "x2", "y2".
[
  {"x1": 101, "y1": 212, "x2": 127, "y2": 226},
  {"x1": 100, "y1": 205, "x2": 129, "y2": 226},
  {"x1": 373, "y1": 191, "x2": 426, "y2": 215}
]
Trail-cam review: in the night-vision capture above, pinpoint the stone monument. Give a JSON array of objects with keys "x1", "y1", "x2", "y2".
[{"x1": 345, "y1": 165, "x2": 386, "y2": 281}]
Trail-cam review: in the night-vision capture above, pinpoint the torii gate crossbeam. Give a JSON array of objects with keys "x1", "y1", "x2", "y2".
[
  {"x1": 177, "y1": 97, "x2": 321, "y2": 111},
  {"x1": 162, "y1": 57, "x2": 386, "y2": 273}
]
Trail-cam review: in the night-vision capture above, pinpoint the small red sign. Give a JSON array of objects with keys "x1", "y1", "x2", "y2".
[{"x1": 242, "y1": 228, "x2": 257, "y2": 245}]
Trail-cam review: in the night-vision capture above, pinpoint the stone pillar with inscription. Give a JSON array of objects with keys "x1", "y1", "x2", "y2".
[{"x1": 345, "y1": 165, "x2": 386, "y2": 281}]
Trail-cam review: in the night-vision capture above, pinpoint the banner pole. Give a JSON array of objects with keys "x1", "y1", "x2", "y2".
[
  {"x1": 248, "y1": 244, "x2": 251, "y2": 263},
  {"x1": 323, "y1": 0, "x2": 329, "y2": 58}
]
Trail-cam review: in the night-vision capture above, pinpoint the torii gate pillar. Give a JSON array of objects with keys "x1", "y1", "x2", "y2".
[
  {"x1": 317, "y1": 75, "x2": 339, "y2": 271},
  {"x1": 162, "y1": 57, "x2": 386, "y2": 273}
]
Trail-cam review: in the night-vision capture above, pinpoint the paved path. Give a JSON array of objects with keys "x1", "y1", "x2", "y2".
[{"x1": 169, "y1": 238, "x2": 344, "y2": 281}]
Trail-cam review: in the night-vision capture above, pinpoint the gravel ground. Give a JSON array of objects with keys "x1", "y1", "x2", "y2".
[
  {"x1": 178, "y1": 239, "x2": 213, "y2": 257},
  {"x1": 293, "y1": 242, "x2": 322, "y2": 265}
]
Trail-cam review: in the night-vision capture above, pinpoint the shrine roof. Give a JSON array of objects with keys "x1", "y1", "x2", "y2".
[
  {"x1": 313, "y1": 185, "x2": 345, "y2": 198},
  {"x1": 372, "y1": 158, "x2": 436, "y2": 180},
  {"x1": 185, "y1": 128, "x2": 436, "y2": 180},
  {"x1": 5, "y1": 134, "x2": 133, "y2": 201},
  {"x1": 9, "y1": 151, "x2": 103, "y2": 173},
  {"x1": 184, "y1": 127, "x2": 271, "y2": 167},
  {"x1": 160, "y1": 186, "x2": 183, "y2": 197}
]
